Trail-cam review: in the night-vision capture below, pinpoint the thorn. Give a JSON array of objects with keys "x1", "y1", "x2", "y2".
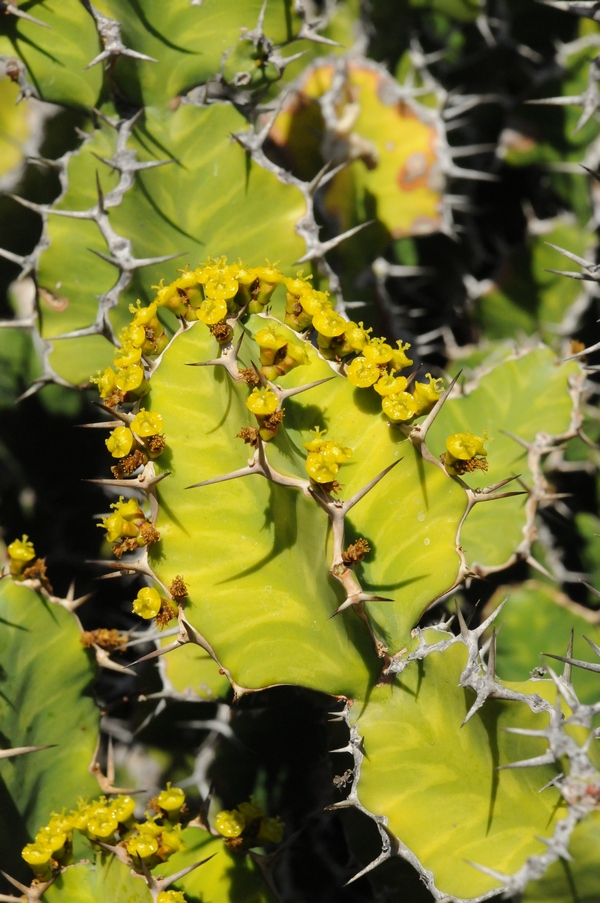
[
  {"x1": 563, "y1": 629, "x2": 574, "y2": 685},
  {"x1": 293, "y1": 221, "x2": 374, "y2": 264},
  {"x1": 465, "y1": 860, "x2": 508, "y2": 884},
  {"x1": 488, "y1": 628, "x2": 497, "y2": 679},
  {"x1": 583, "y1": 634, "x2": 600, "y2": 657},
  {"x1": 543, "y1": 652, "x2": 600, "y2": 673},
  {"x1": 500, "y1": 429, "x2": 530, "y2": 449},
  {"x1": 410, "y1": 371, "x2": 461, "y2": 444},
  {"x1": 186, "y1": 463, "x2": 260, "y2": 490},
  {"x1": 276, "y1": 376, "x2": 334, "y2": 403},
  {"x1": 156, "y1": 855, "x2": 217, "y2": 891},
  {"x1": 497, "y1": 751, "x2": 556, "y2": 770},
  {"x1": 526, "y1": 556, "x2": 554, "y2": 580},
  {"x1": 455, "y1": 602, "x2": 469, "y2": 639},
  {"x1": 3, "y1": 3, "x2": 51, "y2": 27},
  {"x1": 342, "y1": 459, "x2": 402, "y2": 514},
  {"x1": 474, "y1": 474, "x2": 522, "y2": 495},
  {"x1": 0, "y1": 744, "x2": 55, "y2": 760}
]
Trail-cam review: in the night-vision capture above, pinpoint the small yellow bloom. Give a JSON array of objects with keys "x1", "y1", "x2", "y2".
[
  {"x1": 346, "y1": 356, "x2": 381, "y2": 388},
  {"x1": 157, "y1": 891, "x2": 187, "y2": 903},
  {"x1": 312, "y1": 308, "x2": 346, "y2": 338},
  {"x1": 35, "y1": 826, "x2": 67, "y2": 854},
  {"x1": 133, "y1": 587, "x2": 162, "y2": 619},
  {"x1": 374, "y1": 374, "x2": 408, "y2": 396},
  {"x1": 303, "y1": 429, "x2": 351, "y2": 483},
  {"x1": 446, "y1": 430, "x2": 488, "y2": 461},
  {"x1": 136, "y1": 815, "x2": 163, "y2": 837},
  {"x1": 156, "y1": 783, "x2": 185, "y2": 814},
  {"x1": 106, "y1": 426, "x2": 135, "y2": 458},
  {"x1": 91, "y1": 366, "x2": 117, "y2": 398},
  {"x1": 110, "y1": 795, "x2": 136, "y2": 824},
  {"x1": 413, "y1": 373, "x2": 444, "y2": 414},
  {"x1": 381, "y1": 392, "x2": 419, "y2": 422},
  {"x1": 131, "y1": 409, "x2": 163, "y2": 438},
  {"x1": 344, "y1": 320, "x2": 372, "y2": 352},
  {"x1": 363, "y1": 338, "x2": 393, "y2": 365},
  {"x1": 215, "y1": 809, "x2": 245, "y2": 838},
  {"x1": 246, "y1": 387, "x2": 279, "y2": 416},
  {"x1": 7, "y1": 535, "x2": 35, "y2": 576},
  {"x1": 159, "y1": 825, "x2": 186, "y2": 857},
  {"x1": 390, "y1": 340, "x2": 413, "y2": 371},
  {"x1": 86, "y1": 809, "x2": 118, "y2": 840},
  {"x1": 22, "y1": 841, "x2": 53, "y2": 871},
  {"x1": 115, "y1": 363, "x2": 145, "y2": 393},
  {"x1": 126, "y1": 832, "x2": 159, "y2": 861},
  {"x1": 197, "y1": 296, "x2": 228, "y2": 324}
]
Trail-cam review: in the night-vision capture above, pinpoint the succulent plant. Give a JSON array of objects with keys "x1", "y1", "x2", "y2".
[{"x1": 2, "y1": 2, "x2": 600, "y2": 903}]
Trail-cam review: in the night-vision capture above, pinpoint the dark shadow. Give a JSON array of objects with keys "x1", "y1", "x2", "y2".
[
  {"x1": 463, "y1": 690, "x2": 500, "y2": 834},
  {"x1": 207, "y1": 374, "x2": 233, "y2": 433},
  {"x1": 0, "y1": 777, "x2": 31, "y2": 889},
  {"x1": 135, "y1": 177, "x2": 199, "y2": 244},
  {"x1": 361, "y1": 573, "x2": 428, "y2": 593},
  {"x1": 217, "y1": 482, "x2": 298, "y2": 583},
  {"x1": 133, "y1": 123, "x2": 182, "y2": 168},
  {"x1": 351, "y1": 386, "x2": 383, "y2": 415},
  {"x1": 416, "y1": 451, "x2": 429, "y2": 511},
  {"x1": 127, "y1": 0, "x2": 198, "y2": 54},
  {"x1": 0, "y1": 616, "x2": 27, "y2": 631}
]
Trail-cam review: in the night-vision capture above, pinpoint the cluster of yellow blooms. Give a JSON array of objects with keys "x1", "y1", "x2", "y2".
[
  {"x1": 442, "y1": 430, "x2": 490, "y2": 475},
  {"x1": 303, "y1": 428, "x2": 352, "y2": 484},
  {"x1": 214, "y1": 796, "x2": 284, "y2": 848},
  {"x1": 22, "y1": 786, "x2": 187, "y2": 888},
  {"x1": 92, "y1": 258, "x2": 443, "y2": 426},
  {"x1": 98, "y1": 496, "x2": 159, "y2": 557}
]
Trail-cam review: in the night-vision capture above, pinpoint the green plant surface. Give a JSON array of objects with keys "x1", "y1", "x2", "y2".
[
  {"x1": 90, "y1": 0, "x2": 307, "y2": 107},
  {"x1": 522, "y1": 812, "x2": 600, "y2": 903},
  {"x1": 161, "y1": 640, "x2": 231, "y2": 701},
  {"x1": 482, "y1": 581, "x2": 600, "y2": 705},
  {"x1": 427, "y1": 345, "x2": 582, "y2": 571},
  {"x1": 148, "y1": 314, "x2": 467, "y2": 686},
  {"x1": 352, "y1": 639, "x2": 563, "y2": 900},
  {"x1": 0, "y1": 0, "x2": 102, "y2": 109},
  {"x1": 154, "y1": 827, "x2": 276, "y2": 903},
  {"x1": 38, "y1": 102, "x2": 306, "y2": 385},
  {"x1": 474, "y1": 223, "x2": 593, "y2": 343},
  {"x1": 43, "y1": 858, "x2": 152, "y2": 903},
  {"x1": 0, "y1": 579, "x2": 99, "y2": 853}
]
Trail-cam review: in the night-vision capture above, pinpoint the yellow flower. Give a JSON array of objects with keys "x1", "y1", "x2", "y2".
[
  {"x1": 381, "y1": 392, "x2": 419, "y2": 422},
  {"x1": 303, "y1": 429, "x2": 351, "y2": 483},
  {"x1": 131, "y1": 409, "x2": 163, "y2": 438},
  {"x1": 126, "y1": 832, "x2": 159, "y2": 861},
  {"x1": 35, "y1": 825, "x2": 68, "y2": 855},
  {"x1": 344, "y1": 320, "x2": 372, "y2": 352},
  {"x1": 246, "y1": 387, "x2": 279, "y2": 416},
  {"x1": 159, "y1": 825, "x2": 186, "y2": 857},
  {"x1": 133, "y1": 587, "x2": 162, "y2": 619},
  {"x1": 413, "y1": 374, "x2": 444, "y2": 414},
  {"x1": 215, "y1": 809, "x2": 245, "y2": 838},
  {"x1": 7, "y1": 535, "x2": 35, "y2": 577},
  {"x1": 156, "y1": 783, "x2": 186, "y2": 814},
  {"x1": 110, "y1": 795, "x2": 136, "y2": 824},
  {"x1": 91, "y1": 366, "x2": 117, "y2": 398},
  {"x1": 446, "y1": 430, "x2": 488, "y2": 461},
  {"x1": 346, "y1": 356, "x2": 381, "y2": 388},
  {"x1": 106, "y1": 426, "x2": 135, "y2": 458},
  {"x1": 86, "y1": 809, "x2": 118, "y2": 840},
  {"x1": 22, "y1": 841, "x2": 54, "y2": 872},
  {"x1": 254, "y1": 326, "x2": 288, "y2": 366},
  {"x1": 390, "y1": 340, "x2": 413, "y2": 371},
  {"x1": 374, "y1": 374, "x2": 408, "y2": 396},
  {"x1": 115, "y1": 363, "x2": 145, "y2": 393},
  {"x1": 157, "y1": 891, "x2": 187, "y2": 903},
  {"x1": 197, "y1": 296, "x2": 228, "y2": 325},
  {"x1": 312, "y1": 308, "x2": 347, "y2": 338},
  {"x1": 363, "y1": 337, "x2": 393, "y2": 365}
]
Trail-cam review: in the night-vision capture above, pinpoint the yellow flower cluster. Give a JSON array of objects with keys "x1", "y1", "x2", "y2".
[
  {"x1": 98, "y1": 496, "x2": 159, "y2": 557},
  {"x1": 22, "y1": 788, "x2": 188, "y2": 882},
  {"x1": 214, "y1": 796, "x2": 284, "y2": 846},
  {"x1": 6, "y1": 534, "x2": 36, "y2": 577},
  {"x1": 105, "y1": 410, "x2": 165, "y2": 460},
  {"x1": 91, "y1": 257, "x2": 444, "y2": 428},
  {"x1": 303, "y1": 428, "x2": 352, "y2": 484}
]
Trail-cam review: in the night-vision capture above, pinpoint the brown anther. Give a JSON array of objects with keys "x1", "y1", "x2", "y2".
[
  {"x1": 570, "y1": 339, "x2": 586, "y2": 356},
  {"x1": 316, "y1": 480, "x2": 343, "y2": 495},
  {"x1": 262, "y1": 409, "x2": 284, "y2": 433},
  {"x1": 146, "y1": 434, "x2": 166, "y2": 457},
  {"x1": 169, "y1": 575, "x2": 188, "y2": 601},
  {"x1": 440, "y1": 453, "x2": 488, "y2": 475},
  {"x1": 237, "y1": 426, "x2": 260, "y2": 446},
  {"x1": 210, "y1": 321, "x2": 233, "y2": 343},
  {"x1": 342, "y1": 538, "x2": 371, "y2": 566},
  {"x1": 104, "y1": 391, "x2": 126, "y2": 409},
  {"x1": 80, "y1": 628, "x2": 127, "y2": 650},
  {"x1": 112, "y1": 537, "x2": 140, "y2": 559},
  {"x1": 155, "y1": 600, "x2": 177, "y2": 630},
  {"x1": 239, "y1": 368, "x2": 261, "y2": 386},
  {"x1": 111, "y1": 449, "x2": 146, "y2": 478},
  {"x1": 22, "y1": 557, "x2": 53, "y2": 593},
  {"x1": 139, "y1": 522, "x2": 160, "y2": 546}
]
